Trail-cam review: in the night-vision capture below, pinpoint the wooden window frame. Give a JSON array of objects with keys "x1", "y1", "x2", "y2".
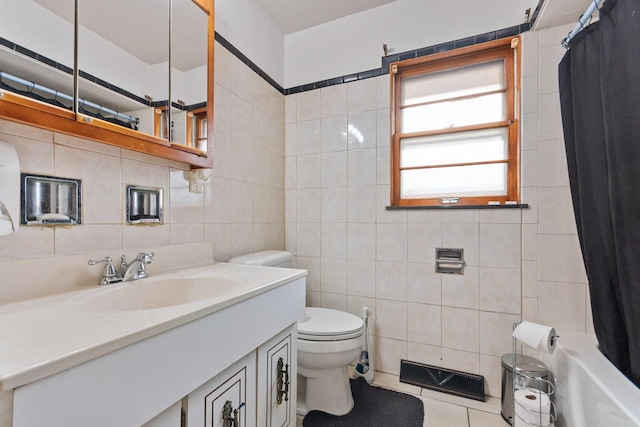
[
  {"x1": 153, "y1": 106, "x2": 170, "y2": 141},
  {"x1": 186, "y1": 107, "x2": 208, "y2": 150},
  {"x1": 390, "y1": 37, "x2": 521, "y2": 207}
]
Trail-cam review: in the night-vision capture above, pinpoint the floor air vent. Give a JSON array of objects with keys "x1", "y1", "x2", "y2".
[{"x1": 399, "y1": 359, "x2": 485, "y2": 401}]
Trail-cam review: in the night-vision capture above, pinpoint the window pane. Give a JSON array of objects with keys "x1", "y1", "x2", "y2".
[
  {"x1": 401, "y1": 163, "x2": 507, "y2": 199},
  {"x1": 400, "y1": 128, "x2": 508, "y2": 168},
  {"x1": 199, "y1": 118, "x2": 207, "y2": 138},
  {"x1": 401, "y1": 93, "x2": 505, "y2": 133},
  {"x1": 198, "y1": 118, "x2": 208, "y2": 151},
  {"x1": 401, "y1": 60, "x2": 504, "y2": 106}
]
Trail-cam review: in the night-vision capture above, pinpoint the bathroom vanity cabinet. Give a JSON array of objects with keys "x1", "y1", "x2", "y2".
[
  {"x1": 257, "y1": 329, "x2": 295, "y2": 427},
  {"x1": 186, "y1": 327, "x2": 295, "y2": 427},
  {"x1": 5, "y1": 265, "x2": 305, "y2": 427},
  {"x1": 187, "y1": 351, "x2": 258, "y2": 427}
]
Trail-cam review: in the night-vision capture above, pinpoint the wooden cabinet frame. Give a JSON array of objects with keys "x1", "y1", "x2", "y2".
[{"x1": 0, "y1": 0, "x2": 214, "y2": 169}]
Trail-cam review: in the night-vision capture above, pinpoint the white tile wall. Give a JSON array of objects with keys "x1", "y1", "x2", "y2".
[
  {"x1": 522, "y1": 25, "x2": 590, "y2": 335},
  {"x1": 286, "y1": 25, "x2": 591, "y2": 398},
  {"x1": 442, "y1": 267, "x2": 479, "y2": 310}
]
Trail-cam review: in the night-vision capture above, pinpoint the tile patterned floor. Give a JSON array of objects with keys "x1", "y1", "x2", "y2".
[{"x1": 296, "y1": 371, "x2": 508, "y2": 427}]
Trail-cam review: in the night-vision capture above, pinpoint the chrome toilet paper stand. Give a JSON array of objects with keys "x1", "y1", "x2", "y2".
[{"x1": 510, "y1": 321, "x2": 557, "y2": 426}]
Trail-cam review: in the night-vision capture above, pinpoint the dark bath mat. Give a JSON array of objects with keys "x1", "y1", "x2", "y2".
[{"x1": 303, "y1": 377, "x2": 424, "y2": 427}]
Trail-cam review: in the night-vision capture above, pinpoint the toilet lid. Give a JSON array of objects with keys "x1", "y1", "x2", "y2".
[{"x1": 298, "y1": 307, "x2": 364, "y2": 341}]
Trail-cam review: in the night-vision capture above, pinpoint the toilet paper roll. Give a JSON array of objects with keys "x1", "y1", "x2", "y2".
[
  {"x1": 514, "y1": 388, "x2": 551, "y2": 426},
  {"x1": 513, "y1": 321, "x2": 557, "y2": 354}
]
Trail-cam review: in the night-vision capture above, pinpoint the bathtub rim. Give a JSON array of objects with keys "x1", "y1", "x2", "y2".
[{"x1": 547, "y1": 330, "x2": 640, "y2": 426}]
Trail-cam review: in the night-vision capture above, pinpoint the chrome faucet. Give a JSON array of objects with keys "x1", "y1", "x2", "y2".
[
  {"x1": 120, "y1": 252, "x2": 154, "y2": 282},
  {"x1": 87, "y1": 256, "x2": 121, "y2": 285},
  {"x1": 88, "y1": 252, "x2": 154, "y2": 285}
]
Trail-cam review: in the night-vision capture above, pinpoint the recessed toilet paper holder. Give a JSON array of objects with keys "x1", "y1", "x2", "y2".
[{"x1": 435, "y1": 248, "x2": 465, "y2": 274}]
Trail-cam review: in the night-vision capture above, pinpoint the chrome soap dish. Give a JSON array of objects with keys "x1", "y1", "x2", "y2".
[
  {"x1": 126, "y1": 185, "x2": 163, "y2": 224},
  {"x1": 21, "y1": 173, "x2": 82, "y2": 225}
]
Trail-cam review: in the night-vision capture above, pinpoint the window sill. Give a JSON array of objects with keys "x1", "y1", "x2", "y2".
[{"x1": 386, "y1": 204, "x2": 529, "y2": 210}]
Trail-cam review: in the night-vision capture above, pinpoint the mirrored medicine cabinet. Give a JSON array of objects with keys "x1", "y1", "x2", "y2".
[{"x1": 0, "y1": 0, "x2": 214, "y2": 168}]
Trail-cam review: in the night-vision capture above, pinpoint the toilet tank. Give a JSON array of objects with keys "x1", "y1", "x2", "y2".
[{"x1": 227, "y1": 250, "x2": 293, "y2": 268}]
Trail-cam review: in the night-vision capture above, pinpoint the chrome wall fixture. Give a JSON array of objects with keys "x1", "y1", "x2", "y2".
[
  {"x1": 126, "y1": 185, "x2": 163, "y2": 224},
  {"x1": 21, "y1": 173, "x2": 82, "y2": 225},
  {"x1": 435, "y1": 247, "x2": 465, "y2": 274}
]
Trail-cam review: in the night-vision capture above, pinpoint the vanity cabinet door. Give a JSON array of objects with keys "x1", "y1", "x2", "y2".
[
  {"x1": 257, "y1": 326, "x2": 296, "y2": 427},
  {"x1": 186, "y1": 351, "x2": 257, "y2": 427}
]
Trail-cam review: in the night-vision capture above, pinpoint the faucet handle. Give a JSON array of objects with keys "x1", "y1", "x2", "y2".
[
  {"x1": 88, "y1": 256, "x2": 121, "y2": 285},
  {"x1": 137, "y1": 252, "x2": 155, "y2": 265},
  {"x1": 136, "y1": 252, "x2": 154, "y2": 280},
  {"x1": 88, "y1": 256, "x2": 112, "y2": 266}
]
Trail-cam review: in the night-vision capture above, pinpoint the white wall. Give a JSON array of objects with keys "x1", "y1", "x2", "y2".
[
  {"x1": 282, "y1": 23, "x2": 592, "y2": 397},
  {"x1": 215, "y1": 0, "x2": 285, "y2": 86},
  {"x1": 284, "y1": 0, "x2": 535, "y2": 87}
]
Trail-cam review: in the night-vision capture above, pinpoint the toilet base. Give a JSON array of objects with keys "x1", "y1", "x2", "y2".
[{"x1": 297, "y1": 365, "x2": 354, "y2": 416}]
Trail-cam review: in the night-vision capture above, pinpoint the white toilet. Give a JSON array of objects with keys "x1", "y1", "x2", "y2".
[{"x1": 227, "y1": 250, "x2": 365, "y2": 416}]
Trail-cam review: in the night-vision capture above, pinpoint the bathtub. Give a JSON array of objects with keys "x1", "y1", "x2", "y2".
[{"x1": 544, "y1": 331, "x2": 640, "y2": 427}]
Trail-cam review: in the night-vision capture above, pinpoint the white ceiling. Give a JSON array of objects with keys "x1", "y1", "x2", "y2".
[
  {"x1": 257, "y1": 0, "x2": 595, "y2": 35},
  {"x1": 256, "y1": 0, "x2": 399, "y2": 34},
  {"x1": 533, "y1": 0, "x2": 595, "y2": 30}
]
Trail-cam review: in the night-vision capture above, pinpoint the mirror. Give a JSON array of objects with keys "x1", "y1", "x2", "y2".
[
  {"x1": 0, "y1": 0, "x2": 213, "y2": 167},
  {"x1": 170, "y1": 0, "x2": 208, "y2": 152},
  {"x1": 0, "y1": 0, "x2": 75, "y2": 114},
  {"x1": 77, "y1": 0, "x2": 169, "y2": 136}
]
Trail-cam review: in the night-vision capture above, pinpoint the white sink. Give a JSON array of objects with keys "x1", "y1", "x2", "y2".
[{"x1": 76, "y1": 277, "x2": 237, "y2": 311}]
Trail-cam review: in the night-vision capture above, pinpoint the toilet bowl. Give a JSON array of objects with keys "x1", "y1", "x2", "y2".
[
  {"x1": 297, "y1": 307, "x2": 365, "y2": 416},
  {"x1": 227, "y1": 251, "x2": 365, "y2": 416}
]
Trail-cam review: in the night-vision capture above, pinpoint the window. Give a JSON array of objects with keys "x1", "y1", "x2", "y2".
[
  {"x1": 186, "y1": 107, "x2": 208, "y2": 152},
  {"x1": 390, "y1": 37, "x2": 521, "y2": 207},
  {"x1": 153, "y1": 106, "x2": 208, "y2": 152}
]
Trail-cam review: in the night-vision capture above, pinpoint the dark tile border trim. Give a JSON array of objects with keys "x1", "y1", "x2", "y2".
[
  {"x1": 3, "y1": 20, "x2": 532, "y2": 103},
  {"x1": 214, "y1": 32, "x2": 285, "y2": 94},
  {"x1": 78, "y1": 69, "x2": 150, "y2": 106},
  {"x1": 0, "y1": 36, "x2": 73, "y2": 75},
  {"x1": 283, "y1": 23, "x2": 530, "y2": 96}
]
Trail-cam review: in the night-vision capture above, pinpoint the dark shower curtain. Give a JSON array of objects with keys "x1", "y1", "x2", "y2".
[{"x1": 559, "y1": 0, "x2": 640, "y2": 388}]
